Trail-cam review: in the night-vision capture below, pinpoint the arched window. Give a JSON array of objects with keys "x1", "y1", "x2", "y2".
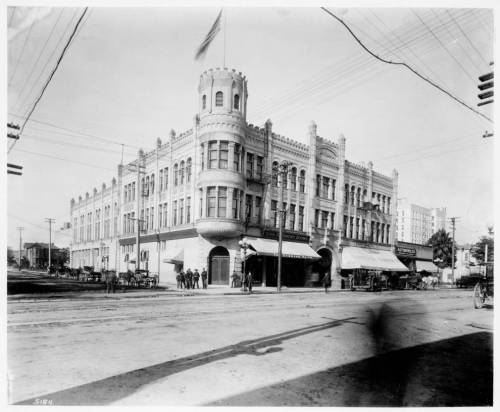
[
  {"x1": 271, "y1": 161, "x2": 279, "y2": 187},
  {"x1": 186, "y1": 158, "x2": 192, "y2": 182},
  {"x1": 150, "y1": 174, "x2": 155, "y2": 193},
  {"x1": 141, "y1": 177, "x2": 145, "y2": 196},
  {"x1": 291, "y1": 167, "x2": 297, "y2": 191},
  {"x1": 180, "y1": 161, "x2": 185, "y2": 185},
  {"x1": 202, "y1": 95, "x2": 206, "y2": 109},
  {"x1": 145, "y1": 176, "x2": 150, "y2": 196},
  {"x1": 174, "y1": 164, "x2": 178, "y2": 186},
  {"x1": 344, "y1": 184, "x2": 349, "y2": 203},
  {"x1": 356, "y1": 187, "x2": 361, "y2": 207},
  {"x1": 215, "y1": 91, "x2": 223, "y2": 107},
  {"x1": 350, "y1": 186, "x2": 355, "y2": 206},
  {"x1": 234, "y1": 94, "x2": 240, "y2": 110},
  {"x1": 299, "y1": 170, "x2": 305, "y2": 193}
]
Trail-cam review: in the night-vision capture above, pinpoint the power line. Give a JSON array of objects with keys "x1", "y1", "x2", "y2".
[
  {"x1": 320, "y1": 7, "x2": 493, "y2": 124},
  {"x1": 14, "y1": 9, "x2": 80, "y2": 115},
  {"x1": 15, "y1": 148, "x2": 116, "y2": 171},
  {"x1": 9, "y1": 13, "x2": 37, "y2": 86},
  {"x1": 13, "y1": 9, "x2": 65, "y2": 104},
  {"x1": 446, "y1": 10, "x2": 489, "y2": 67}
]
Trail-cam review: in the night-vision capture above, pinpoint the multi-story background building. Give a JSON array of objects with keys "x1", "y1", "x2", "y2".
[
  {"x1": 396, "y1": 200, "x2": 447, "y2": 244},
  {"x1": 70, "y1": 68, "x2": 401, "y2": 289}
]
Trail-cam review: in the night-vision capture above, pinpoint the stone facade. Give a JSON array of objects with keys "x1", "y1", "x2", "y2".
[{"x1": 70, "y1": 68, "x2": 398, "y2": 288}]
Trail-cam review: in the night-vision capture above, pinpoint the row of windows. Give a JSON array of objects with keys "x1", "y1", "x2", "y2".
[
  {"x1": 173, "y1": 159, "x2": 192, "y2": 187},
  {"x1": 270, "y1": 201, "x2": 305, "y2": 231},
  {"x1": 344, "y1": 185, "x2": 392, "y2": 213},
  {"x1": 342, "y1": 215, "x2": 391, "y2": 244},
  {"x1": 74, "y1": 206, "x2": 118, "y2": 243},
  {"x1": 316, "y1": 175, "x2": 336, "y2": 200},
  {"x1": 271, "y1": 162, "x2": 306, "y2": 193},
  {"x1": 202, "y1": 92, "x2": 240, "y2": 110},
  {"x1": 315, "y1": 209, "x2": 335, "y2": 229}
]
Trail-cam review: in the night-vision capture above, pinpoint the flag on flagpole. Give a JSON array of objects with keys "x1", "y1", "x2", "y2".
[{"x1": 195, "y1": 9, "x2": 223, "y2": 60}]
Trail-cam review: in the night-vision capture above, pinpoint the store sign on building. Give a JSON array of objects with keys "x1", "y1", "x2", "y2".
[
  {"x1": 396, "y1": 246, "x2": 416, "y2": 256},
  {"x1": 263, "y1": 229, "x2": 310, "y2": 243}
]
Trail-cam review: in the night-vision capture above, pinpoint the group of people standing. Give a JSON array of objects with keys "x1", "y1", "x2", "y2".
[
  {"x1": 176, "y1": 268, "x2": 208, "y2": 290},
  {"x1": 231, "y1": 271, "x2": 253, "y2": 293}
]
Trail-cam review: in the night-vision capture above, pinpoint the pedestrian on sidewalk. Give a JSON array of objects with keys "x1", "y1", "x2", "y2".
[
  {"x1": 186, "y1": 268, "x2": 193, "y2": 289},
  {"x1": 193, "y1": 269, "x2": 200, "y2": 289},
  {"x1": 179, "y1": 270, "x2": 186, "y2": 289},
  {"x1": 246, "y1": 271, "x2": 253, "y2": 294},
  {"x1": 201, "y1": 268, "x2": 208, "y2": 289},
  {"x1": 176, "y1": 272, "x2": 182, "y2": 289},
  {"x1": 231, "y1": 271, "x2": 239, "y2": 288},
  {"x1": 105, "y1": 270, "x2": 117, "y2": 294},
  {"x1": 322, "y1": 271, "x2": 331, "y2": 293}
]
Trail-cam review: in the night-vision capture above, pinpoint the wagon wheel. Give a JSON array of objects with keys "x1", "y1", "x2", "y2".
[{"x1": 473, "y1": 282, "x2": 485, "y2": 309}]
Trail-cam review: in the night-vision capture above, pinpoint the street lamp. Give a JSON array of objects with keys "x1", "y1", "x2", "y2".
[{"x1": 239, "y1": 237, "x2": 250, "y2": 292}]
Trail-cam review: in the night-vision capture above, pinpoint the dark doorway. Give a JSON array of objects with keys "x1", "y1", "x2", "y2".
[
  {"x1": 209, "y1": 246, "x2": 230, "y2": 285},
  {"x1": 313, "y1": 248, "x2": 332, "y2": 286}
]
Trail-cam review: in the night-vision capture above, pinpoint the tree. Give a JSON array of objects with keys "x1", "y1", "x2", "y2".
[
  {"x1": 7, "y1": 248, "x2": 17, "y2": 265},
  {"x1": 471, "y1": 235, "x2": 494, "y2": 264},
  {"x1": 426, "y1": 229, "x2": 455, "y2": 268}
]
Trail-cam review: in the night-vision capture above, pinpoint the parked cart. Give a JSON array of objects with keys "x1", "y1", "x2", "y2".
[{"x1": 473, "y1": 263, "x2": 494, "y2": 309}]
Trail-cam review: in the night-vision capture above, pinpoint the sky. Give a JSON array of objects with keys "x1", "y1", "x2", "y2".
[{"x1": 3, "y1": 1, "x2": 496, "y2": 249}]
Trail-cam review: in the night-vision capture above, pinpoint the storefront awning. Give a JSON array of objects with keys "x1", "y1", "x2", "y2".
[
  {"x1": 163, "y1": 248, "x2": 184, "y2": 264},
  {"x1": 342, "y1": 246, "x2": 409, "y2": 271},
  {"x1": 247, "y1": 238, "x2": 320, "y2": 260},
  {"x1": 415, "y1": 260, "x2": 438, "y2": 273}
]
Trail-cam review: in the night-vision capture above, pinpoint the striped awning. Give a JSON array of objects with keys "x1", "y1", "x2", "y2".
[
  {"x1": 246, "y1": 238, "x2": 320, "y2": 260},
  {"x1": 415, "y1": 260, "x2": 439, "y2": 273},
  {"x1": 342, "y1": 246, "x2": 409, "y2": 272}
]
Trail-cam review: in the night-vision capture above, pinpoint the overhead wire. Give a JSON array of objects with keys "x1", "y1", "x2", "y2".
[
  {"x1": 320, "y1": 7, "x2": 493, "y2": 123},
  {"x1": 9, "y1": 8, "x2": 89, "y2": 154},
  {"x1": 446, "y1": 9, "x2": 490, "y2": 66},
  {"x1": 8, "y1": 12, "x2": 37, "y2": 86},
  {"x1": 13, "y1": 8, "x2": 65, "y2": 105}
]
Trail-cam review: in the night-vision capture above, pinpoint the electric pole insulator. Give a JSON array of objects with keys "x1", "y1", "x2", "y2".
[{"x1": 477, "y1": 72, "x2": 494, "y2": 106}]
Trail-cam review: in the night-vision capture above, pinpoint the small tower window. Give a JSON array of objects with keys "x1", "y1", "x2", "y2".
[
  {"x1": 215, "y1": 91, "x2": 223, "y2": 107},
  {"x1": 202, "y1": 95, "x2": 206, "y2": 109},
  {"x1": 234, "y1": 94, "x2": 240, "y2": 110}
]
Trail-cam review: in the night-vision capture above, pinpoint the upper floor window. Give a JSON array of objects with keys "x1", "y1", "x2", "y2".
[
  {"x1": 209, "y1": 141, "x2": 217, "y2": 169},
  {"x1": 150, "y1": 174, "x2": 155, "y2": 193},
  {"x1": 234, "y1": 94, "x2": 240, "y2": 110},
  {"x1": 180, "y1": 161, "x2": 185, "y2": 185},
  {"x1": 256, "y1": 156, "x2": 263, "y2": 180},
  {"x1": 186, "y1": 158, "x2": 192, "y2": 183},
  {"x1": 234, "y1": 144, "x2": 240, "y2": 171},
  {"x1": 219, "y1": 142, "x2": 228, "y2": 169},
  {"x1": 290, "y1": 167, "x2": 297, "y2": 191},
  {"x1": 207, "y1": 187, "x2": 217, "y2": 217},
  {"x1": 271, "y1": 161, "x2": 279, "y2": 187},
  {"x1": 202, "y1": 95, "x2": 206, "y2": 109},
  {"x1": 246, "y1": 153, "x2": 254, "y2": 177},
  {"x1": 215, "y1": 91, "x2": 223, "y2": 107},
  {"x1": 299, "y1": 170, "x2": 305, "y2": 193},
  {"x1": 174, "y1": 164, "x2": 179, "y2": 186}
]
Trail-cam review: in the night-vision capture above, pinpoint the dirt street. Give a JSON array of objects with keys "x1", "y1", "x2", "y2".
[{"x1": 7, "y1": 281, "x2": 493, "y2": 406}]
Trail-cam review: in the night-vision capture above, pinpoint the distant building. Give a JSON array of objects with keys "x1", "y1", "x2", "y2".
[
  {"x1": 24, "y1": 243, "x2": 66, "y2": 269},
  {"x1": 69, "y1": 68, "x2": 402, "y2": 289},
  {"x1": 396, "y1": 200, "x2": 446, "y2": 245}
]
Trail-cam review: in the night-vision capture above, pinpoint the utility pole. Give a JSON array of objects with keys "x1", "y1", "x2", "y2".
[
  {"x1": 128, "y1": 151, "x2": 145, "y2": 273},
  {"x1": 277, "y1": 160, "x2": 292, "y2": 293},
  {"x1": 45, "y1": 218, "x2": 55, "y2": 268},
  {"x1": 449, "y1": 217, "x2": 460, "y2": 283},
  {"x1": 17, "y1": 227, "x2": 24, "y2": 271}
]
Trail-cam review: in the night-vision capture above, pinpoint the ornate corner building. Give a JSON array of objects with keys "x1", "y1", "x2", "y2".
[{"x1": 69, "y1": 68, "x2": 400, "y2": 288}]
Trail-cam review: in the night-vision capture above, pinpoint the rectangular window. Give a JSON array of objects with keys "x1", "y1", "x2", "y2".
[
  {"x1": 256, "y1": 156, "x2": 263, "y2": 180},
  {"x1": 298, "y1": 206, "x2": 304, "y2": 231},
  {"x1": 186, "y1": 197, "x2": 191, "y2": 223},
  {"x1": 343, "y1": 215, "x2": 348, "y2": 238},
  {"x1": 355, "y1": 217, "x2": 360, "y2": 239},
  {"x1": 159, "y1": 169, "x2": 163, "y2": 191},
  {"x1": 315, "y1": 209, "x2": 320, "y2": 228},
  {"x1": 145, "y1": 208, "x2": 149, "y2": 231},
  {"x1": 218, "y1": 187, "x2": 227, "y2": 217},
  {"x1": 255, "y1": 196, "x2": 262, "y2": 222},
  {"x1": 322, "y1": 177, "x2": 329, "y2": 198},
  {"x1": 246, "y1": 194, "x2": 253, "y2": 220},
  {"x1": 207, "y1": 187, "x2": 216, "y2": 217},
  {"x1": 386, "y1": 225, "x2": 390, "y2": 243},
  {"x1": 201, "y1": 144, "x2": 205, "y2": 170},
  {"x1": 234, "y1": 144, "x2": 240, "y2": 171},
  {"x1": 164, "y1": 168, "x2": 168, "y2": 191},
  {"x1": 219, "y1": 142, "x2": 229, "y2": 169},
  {"x1": 209, "y1": 141, "x2": 218, "y2": 169},
  {"x1": 159, "y1": 204, "x2": 163, "y2": 228},
  {"x1": 232, "y1": 190, "x2": 239, "y2": 219},
  {"x1": 299, "y1": 172, "x2": 305, "y2": 193},
  {"x1": 289, "y1": 204, "x2": 296, "y2": 230},
  {"x1": 123, "y1": 215, "x2": 127, "y2": 235},
  {"x1": 331, "y1": 180, "x2": 336, "y2": 200},
  {"x1": 271, "y1": 200, "x2": 278, "y2": 228},
  {"x1": 150, "y1": 206, "x2": 154, "y2": 229},
  {"x1": 349, "y1": 217, "x2": 354, "y2": 238},
  {"x1": 316, "y1": 175, "x2": 321, "y2": 197},
  {"x1": 246, "y1": 153, "x2": 254, "y2": 178},
  {"x1": 330, "y1": 212, "x2": 335, "y2": 229},
  {"x1": 163, "y1": 202, "x2": 168, "y2": 227},
  {"x1": 173, "y1": 201, "x2": 177, "y2": 226},
  {"x1": 179, "y1": 199, "x2": 184, "y2": 224},
  {"x1": 322, "y1": 211, "x2": 329, "y2": 229}
]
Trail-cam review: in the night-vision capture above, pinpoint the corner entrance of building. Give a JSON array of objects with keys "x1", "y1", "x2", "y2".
[
  {"x1": 209, "y1": 246, "x2": 229, "y2": 285},
  {"x1": 312, "y1": 248, "x2": 332, "y2": 286}
]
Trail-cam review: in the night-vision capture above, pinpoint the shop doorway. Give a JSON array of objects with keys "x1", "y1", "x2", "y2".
[
  {"x1": 312, "y1": 248, "x2": 332, "y2": 286},
  {"x1": 209, "y1": 246, "x2": 229, "y2": 285}
]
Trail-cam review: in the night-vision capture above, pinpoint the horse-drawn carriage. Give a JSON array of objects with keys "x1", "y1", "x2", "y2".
[
  {"x1": 348, "y1": 270, "x2": 388, "y2": 291},
  {"x1": 473, "y1": 262, "x2": 494, "y2": 309},
  {"x1": 82, "y1": 266, "x2": 101, "y2": 282},
  {"x1": 117, "y1": 269, "x2": 159, "y2": 288}
]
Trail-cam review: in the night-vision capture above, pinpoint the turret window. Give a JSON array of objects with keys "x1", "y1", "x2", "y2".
[
  {"x1": 215, "y1": 91, "x2": 223, "y2": 107},
  {"x1": 234, "y1": 94, "x2": 240, "y2": 110}
]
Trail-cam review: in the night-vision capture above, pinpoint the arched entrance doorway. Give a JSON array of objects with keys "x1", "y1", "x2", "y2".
[
  {"x1": 313, "y1": 248, "x2": 332, "y2": 286},
  {"x1": 208, "y1": 246, "x2": 230, "y2": 285}
]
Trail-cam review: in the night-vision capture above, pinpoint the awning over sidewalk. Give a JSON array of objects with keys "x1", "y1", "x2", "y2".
[
  {"x1": 342, "y1": 246, "x2": 409, "y2": 271},
  {"x1": 247, "y1": 238, "x2": 320, "y2": 260},
  {"x1": 163, "y1": 248, "x2": 184, "y2": 264},
  {"x1": 415, "y1": 260, "x2": 438, "y2": 273}
]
